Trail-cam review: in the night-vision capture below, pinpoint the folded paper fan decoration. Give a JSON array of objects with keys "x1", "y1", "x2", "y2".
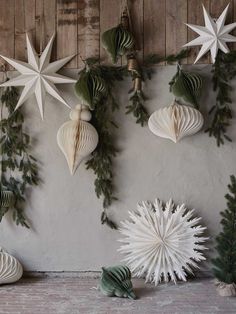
[
  {"x1": 148, "y1": 101, "x2": 204, "y2": 143},
  {"x1": 184, "y1": 4, "x2": 236, "y2": 64},
  {"x1": 0, "y1": 34, "x2": 76, "y2": 119},
  {"x1": 57, "y1": 104, "x2": 98, "y2": 175},
  {"x1": 119, "y1": 199, "x2": 208, "y2": 285},
  {"x1": 0, "y1": 248, "x2": 23, "y2": 285},
  {"x1": 99, "y1": 265, "x2": 136, "y2": 299}
]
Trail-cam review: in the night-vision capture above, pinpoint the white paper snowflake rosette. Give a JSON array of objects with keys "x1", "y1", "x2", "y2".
[{"x1": 118, "y1": 199, "x2": 208, "y2": 285}]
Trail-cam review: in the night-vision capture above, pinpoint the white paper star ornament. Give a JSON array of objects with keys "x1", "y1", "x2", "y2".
[
  {"x1": 0, "y1": 34, "x2": 76, "y2": 119},
  {"x1": 184, "y1": 4, "x2": 236, "y2": 64}
]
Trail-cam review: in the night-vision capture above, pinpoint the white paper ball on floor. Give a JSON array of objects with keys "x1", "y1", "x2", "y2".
[
  {"x1": 57, "y1": 104, "x2": 98, "y2": 175},
  {"x1": 0, "y1": 248, "x2": 23, "y2": 285},
  {"x1": 148, "y1": 101, "x2": 204, "y2": 143},
  {"x1": 119, "y1": 199, "x2": 208, "y2": 285}
]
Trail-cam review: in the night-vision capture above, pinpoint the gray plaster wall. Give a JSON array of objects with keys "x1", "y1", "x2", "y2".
[{"x1": 0, "y1": 65, "x2": 236, "y2": 272}]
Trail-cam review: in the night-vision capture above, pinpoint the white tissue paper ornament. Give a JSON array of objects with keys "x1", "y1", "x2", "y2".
[
  {"x1": 57, "y1": 104, "x2": 98, "y2": 175},
  {"x1": 119, "y1": 199, "x2": 208, "y2": 285},
  {"x1": 0, "y1": 248, "x2": 23, "y2": 285},
  {"x1": 148, "y1": 101, "x2": 204, "y2": 143},
  {"x1": 0, "y1": 33, "x2": 76, "y2": 119},
  {"x1": 184, "y1": 4, "x2": 236, "y2": 63}
]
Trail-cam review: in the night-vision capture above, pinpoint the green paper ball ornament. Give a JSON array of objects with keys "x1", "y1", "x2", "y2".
[
  {"x1": 99, "y1": 265, "x2": 136, "y2": 299},
  {"x1": 102, "y1": 26, "x2": 134, "y2": 64},
  {"x1": 75, "y1": 71, "x2": 107, "y2": 110},
  {"x1": 170, "y1": 68, "x2": 203, "y2": 109},
  {"x1": 0, "y1": 189, "x2": 15, "y2": 209}
]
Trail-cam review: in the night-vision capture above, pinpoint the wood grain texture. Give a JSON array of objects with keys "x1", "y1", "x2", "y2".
[
  {"x1": 15, "y1": 0, "x2": 36, "y2": 61},
  {"x1": 57, "y1": 0, "x2": 78, "y2": 68},
  {"x1": 211, "y1": 0, "x2": 234, "y2": 52},
  {"x1": 187, "y1": 0, "x2": 210, "y2": 64},
  {"x1": 144, "y1": 0, "x2": 165, "y2": 64},
  {"x1": 2, "y1": 0, "x2": 236, "y2": 70},
  {"x1": 210, "y1": 0, "x2": 233, "y2": 21},
  {"x1": 100, "y1": 0, "x2": 122, "y2": 64},
  {"x1": 166, "y1": 0, "x2": 188, "y2": 64},
  {"x1": 77, "y1": 0, "x2": 100, "y2": 68},
  {"x1": 129, "y1": 0, "x2": 144, "y2": 62},
  {"x1": 0, "y1": 0, "x2": 15, "y2": 70}
]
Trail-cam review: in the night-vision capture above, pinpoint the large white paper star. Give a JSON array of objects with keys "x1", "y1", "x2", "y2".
[
  {"x1": 0, "y1": 34, "x2": 76, "y2": 119},
  {"x1": 184, "y1": 4, "x2": 236, "y2": 63}
]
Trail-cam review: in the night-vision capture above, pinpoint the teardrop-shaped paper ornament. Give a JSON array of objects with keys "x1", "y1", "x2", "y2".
[
  {"x1": 170, "y1": 68, "x2": 202, "y2": 108},
  {"x1": 99, "y1": 265, "x2": 136, "y2": 299},
  {"x1": 0, "y1": 189, "x2": 15, "y2": 209},
  {"x1": 0, "y1": 248, "x2": 23, "y2": 285},
  {"x1": 57, "y1": 105, "x2": 98, "y2": 175},
  {"x1": 148, "y1": 101, "x2": 204, "y2": 143}
]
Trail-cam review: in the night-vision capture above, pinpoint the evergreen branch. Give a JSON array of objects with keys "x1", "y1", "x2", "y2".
[
  {"x1": 80, "y1": 61, "x2": 124, "y2": 229},
  {"x1": 212, "y1": 175, "x2": 236, "y2": 284},
  {"x1": 0, "y1": 86, "x2": 40, "y2": 227},
  {"x1": 126, "y1": 90, "x2": 149, "y2": 126},
  {"x1": 206, "y1": 51, "x2": 236, "y2": 146}
]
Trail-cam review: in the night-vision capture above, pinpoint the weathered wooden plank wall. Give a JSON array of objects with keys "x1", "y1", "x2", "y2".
[{"x1": 0, "y1": 0, "x2": 236, "y2": 70}]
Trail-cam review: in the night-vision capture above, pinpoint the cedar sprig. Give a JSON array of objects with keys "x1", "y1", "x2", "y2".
[
  {"x1": 82, "y1": 60, "x2": 127, "y2": 229},
  {"x1": 126, "y1": 90, "x2": 149, "y2": 126},
  {"x1": 212, "y1": 175, "x2": 236, "y2": 284},
  {"x1": 0, "y1": 86, "x2": 40, "y2": 227},
  {"x1": 206, "y1": 50, "x2": 236, "y2": 146}
]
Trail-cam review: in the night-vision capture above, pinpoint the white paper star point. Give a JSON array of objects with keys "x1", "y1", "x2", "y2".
[
  {"x1": 0, "y1": 34, "x2": 76, "y2": 119},
  {"x1": 184, "y1": 4, "x2": 236, "y2": 64}
]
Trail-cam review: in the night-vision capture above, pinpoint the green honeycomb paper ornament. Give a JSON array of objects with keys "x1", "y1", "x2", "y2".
[
  {"x1": 0, "y1": 188, "x2": 15, "y2": 209},
  {"x1": 75, "y1": 70, "x2": 107, "y2": 110},
  {"x1": 99, "y1": 265, "x2": 136, "y2": 299},
  {"x1": 170, "y1": 66, "x2": 203, "y2": 109},
  {"x1": 102, "y1": 25, "x2": 134, "y2": 64}
]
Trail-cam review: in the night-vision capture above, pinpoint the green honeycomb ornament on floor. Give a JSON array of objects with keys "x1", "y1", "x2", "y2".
[{"x1": 99, "y1": 265, "x2": 136, "y2": 299}]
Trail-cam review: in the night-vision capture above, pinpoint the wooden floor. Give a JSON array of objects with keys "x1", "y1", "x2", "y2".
[{"x1": 0, "y1": 278, "x2": 235, "y2": 314}]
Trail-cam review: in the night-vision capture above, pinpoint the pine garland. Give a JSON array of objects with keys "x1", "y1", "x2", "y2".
[
  {"x1": 212, "y1": 175, "x2": 236, "y2": 284},
  {"x1": 206, "y1": 50, "x2": 236, "y2": 146},
  {"x1": 75, "y1": 53, "x2": 189, "y2": 229},
  {"x1": 0, "y1": 86, "x2": 40, "y2": 227},
  {"x1": 76, "y1": 59, "x2": 127, "y2": 229}
]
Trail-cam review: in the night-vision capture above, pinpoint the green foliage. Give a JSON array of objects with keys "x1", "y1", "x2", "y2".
[
  {"x1": 0, "y1": 86, "x2": 40, "y2": 227},
  {"x1": 206, "y1": 50, "x2": 236, "y2": 146},
  {"x1": 126, "y1": 90, "x2": 149, "y2": 126},
  {"x1": 169, "y1": 65, "x2": 203, "y2": 109},
  {"x1": 102, "y1": 25, "x2": 134, "y2": 64},
  {"x1": 212, "y1": 175, "x2": 236, "y2": 284},
  {"x1": 77, "y1": 59, "x2": 126, "y2": 229},
  {"x1": 142, "y1": 49, "x2": 189, "y2": 79}
]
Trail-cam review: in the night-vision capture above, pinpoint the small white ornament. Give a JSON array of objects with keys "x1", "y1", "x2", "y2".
[
  {"x1": 0, "y1": 248, "x2": 23, "y2": 285},
  {"x1": 119, "y1": 199, "x2": 208, "y2": 285},
  {"x1": 184, "y1": 4, "x2": 236, "y2": 63},
  {"x1": 57, "y1": 104, "x2": 98, "y2": 175},
  {"x1": 148, "y1": 102, "x2": 204, "y2": 143},
  {"x1": 0, "y1": 34, "x2": 76, "y2": 119}
]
